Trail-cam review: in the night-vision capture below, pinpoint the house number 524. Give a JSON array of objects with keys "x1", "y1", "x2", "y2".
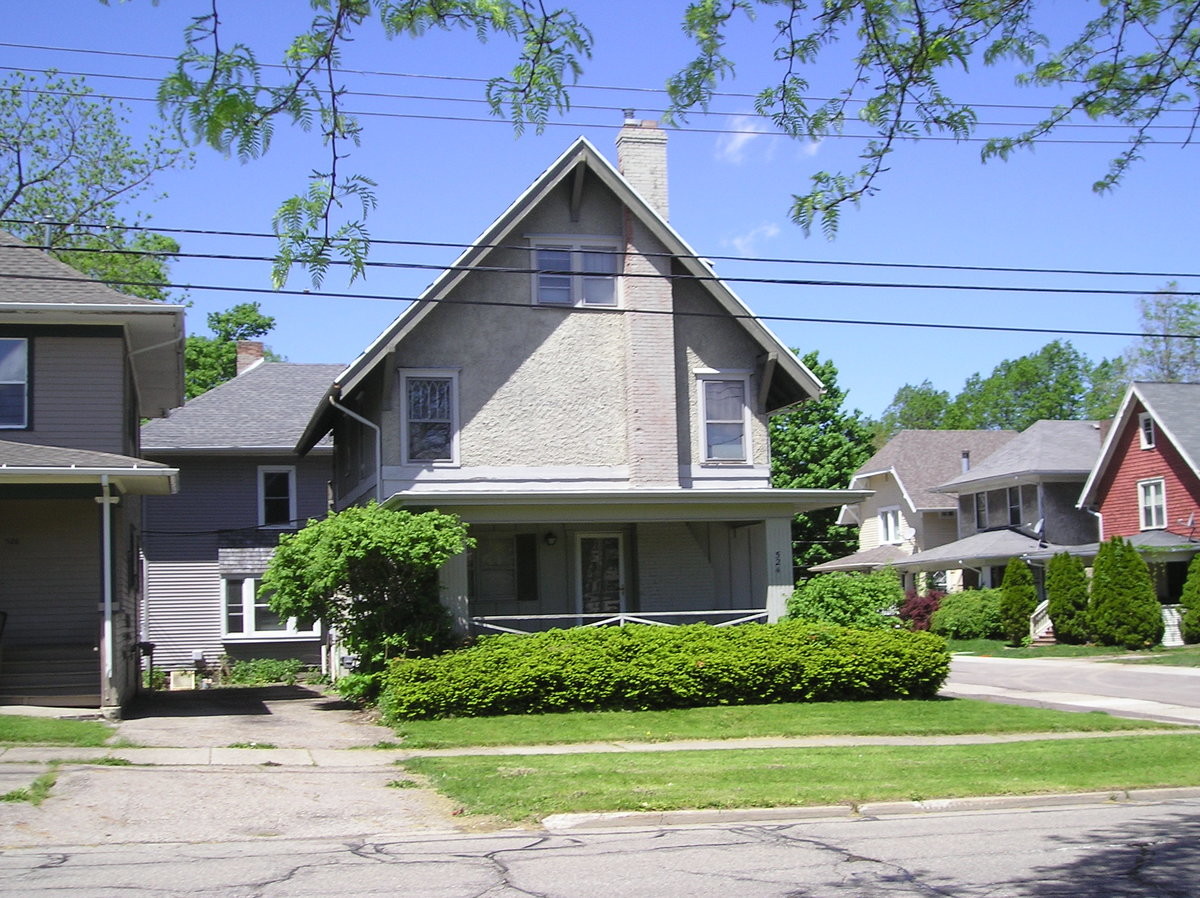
[{"x1": 774, "y1": 551, "x2": 782, "y2": 574}]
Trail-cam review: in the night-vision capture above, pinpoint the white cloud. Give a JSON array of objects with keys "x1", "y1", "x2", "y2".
[
  {"x1": 726, "y1": 223, "x2": 781, "y2": 257},
  {"x1": 716, "y1": 115, "x2": 769, "y2": 164}
]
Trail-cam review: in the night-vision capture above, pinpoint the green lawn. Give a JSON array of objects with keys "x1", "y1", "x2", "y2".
[
  {"x1": 392, "y1": 697, "x2": 1166, "y2": 749},
  {"x1": 1110, "y1": 644, "x2": 1200, "y2": 667},
  {"x1": 0, "y1": 715, "x2": 113, "y2": 747},
  {"x1": 946, "y1": 639, "x2": 1129, "y2": 658},
  {"x1": 404, "y1": 733, "x2": 1200, "y2": 823}
]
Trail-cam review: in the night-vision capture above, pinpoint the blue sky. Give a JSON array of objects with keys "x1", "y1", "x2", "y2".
[{"x1": 5, "y1": 2, "x2": 1196, "y2": 418}]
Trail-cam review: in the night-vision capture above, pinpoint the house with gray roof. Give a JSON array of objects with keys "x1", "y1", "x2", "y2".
[
  {"x1": 813, "y1": 429, "x2": 1017, "y2": 589},
  {"x1": 1077, "y1": 382, "x2": 1200, "y2": 642},
  {"x1": 294, "y1": 121, "x2": 867, "y2": 634},
  {"x1": 0, "y1": 231, "x2": 184, "y2": 711},
  {"x1": 893, "y1": 419, "x2": 1105, "y2": 589},
  {"x1": 141, "y1": 354, "x2": 342, "y2": 672}
]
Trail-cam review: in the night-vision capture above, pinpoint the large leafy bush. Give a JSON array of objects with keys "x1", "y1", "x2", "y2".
[
  {"x1": 929, "y1": 589, "x2": 1003, "y2": 640},
  {"x1": 377, "y1": 622, "x2": 949, "y2": 721},
  {"x1": 786, "y1": 570, "x2": 904, "y2": 629}
]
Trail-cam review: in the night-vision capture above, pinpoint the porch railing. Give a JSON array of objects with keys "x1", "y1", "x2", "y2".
[
  {"x1": 1029, "y1": 599, "x2": 1053, "y2": 642},
  {"x1": 470, "y1": 609, "x2": 769, "y2": 635}
]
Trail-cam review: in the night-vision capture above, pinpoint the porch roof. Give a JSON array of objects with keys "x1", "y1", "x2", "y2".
[
  {"x1": 808, "y1": 544, "x2": 908, "y2": 572},
  {"x1": 887, "y1": 527, "x2": 1075, "y2": 573},
  {"x1": 0, "y1": 439, "x2": 179, "y2": 494},
  {"x1": 383, "y1": 487, "x2": 871, "y2": 523},
  {"x1": 1023, "y1": 529, "x2": 1200, "y2": 562}
]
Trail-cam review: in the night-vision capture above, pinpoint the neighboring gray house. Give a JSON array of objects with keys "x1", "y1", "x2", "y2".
[
  {"x1": 141, "y1": 356, "x2": 342, "y2": 672},
  {"x1": 814, "y1": 429, "x2": 1018, "y2": 590},
  {"x1": 893, "y1": 419, "x2": 1105, "y2": 588},
  {"x1": 0, "y1": 231, "x2": 184, "y2": 711},
  {"x1": 296, "y1": 121, "x2": 867, "y2": 633}
]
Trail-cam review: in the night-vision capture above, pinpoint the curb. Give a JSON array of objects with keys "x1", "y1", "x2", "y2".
[{"x1": 542, "y1": 786, "x2": 1200, "y2": 831}]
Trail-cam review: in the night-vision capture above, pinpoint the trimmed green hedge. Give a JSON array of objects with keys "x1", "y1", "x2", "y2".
[{"x1": 377, "y1": 622, "x2": 950, "y2": 721}]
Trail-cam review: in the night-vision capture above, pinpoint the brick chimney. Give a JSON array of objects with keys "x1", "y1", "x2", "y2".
[
  {"x1": 236, "y1": 340, "x2": 264, "y2": 375},
  {"x1": 616, "y1": 113, "x2": 669, "y2": 219}
]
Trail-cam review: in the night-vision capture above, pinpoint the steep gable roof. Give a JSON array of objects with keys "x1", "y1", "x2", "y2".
[
  {"x1": 935, "y1": 419, "x2": 1103, "y2": 493},
  {"x1": 143, "y1": 362, "x2": 343, "y2": 452},
  {"x1": 0, "y1": 231, "x2": 184, "y2": 417},
  {"x1": 846, "y1": 429, "x2": 1018, "y2": 514},
  {"x1": 297, "y1": 136, "x2": 822, "y2": 452},
  {"x1": 1079, "y1": 381, "x2": 1200, "y2": 507}
]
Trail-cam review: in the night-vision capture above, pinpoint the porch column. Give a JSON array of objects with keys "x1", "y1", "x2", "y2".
[
  {"x1": 439, "y1": 553, "x2": 471, "y2": 636},
  {"x1": 764, "y1": 517, "x2": 793, "y2": 622}
]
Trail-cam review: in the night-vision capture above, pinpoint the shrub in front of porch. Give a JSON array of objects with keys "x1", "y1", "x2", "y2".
[
  {"x1": 929, "y1": 589, "x2": 1003, "y2": 640},
  {"x1": 376, "y1": 622, "x2": 950, "y2": 721},
  {"x1": 1182, "y1": 555, "x2": 1200, "y2": 644},
  {"x1": 786, "y1": 570, "x2": 905, "y2": 629}
]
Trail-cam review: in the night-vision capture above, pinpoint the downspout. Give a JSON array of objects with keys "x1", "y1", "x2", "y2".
[
  {"x1": 1085, "y1": 506, "x2": 1103, "y2": 542},
  {"x1": 95, "y1": 475, "x2": 120, "y2": 693},
  {"x1": 328, "y1": 395, "x2": 383, "y2": 502}
]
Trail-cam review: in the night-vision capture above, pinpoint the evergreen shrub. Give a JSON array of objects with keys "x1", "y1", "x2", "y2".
[
  {"x1": 376, "y1": 622, "x2": 950, "y2": 721},
  {"x1": 1181, "y1": 554, "x2": 1200, "y2": 644},
  {"x1": 1045, "y1": 552, "x2": 1091, "y2": 644},
  {"x1": 929, "y1": 589, "x2": 1003, "y2": 640},
  {"x1": 998, "y1": 558, "x2": 1039, "y2": 645},
  {"x1": 1089, "y1": 536, "x2": 1164, "y2": 649}
]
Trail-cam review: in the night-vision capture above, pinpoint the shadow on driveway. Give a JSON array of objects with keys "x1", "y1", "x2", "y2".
[{"x1": 124, "y1": 685, "x2": 354, "y2": 720}]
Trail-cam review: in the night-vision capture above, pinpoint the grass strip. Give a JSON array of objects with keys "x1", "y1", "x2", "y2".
[
  {"x1": 404, "y1": 733, "x2": 1200, "y2": 823},
  {"x1": 392, "y1": 698, "x2": 1167, "y2": 749},
  {"x1": 0, "y1": 770, "x2": 58, "y2": 806},
  {"x1": 0, "y1": 715, "x2": 113, "y2": 747}
]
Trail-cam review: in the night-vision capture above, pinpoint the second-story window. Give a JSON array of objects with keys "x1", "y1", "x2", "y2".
[
  {"x1": 1007, "y1": 486, "x2": 1022, "y2": 527},
  {"x1": 0, "y1": 337, "x2": 28, "y2": 429},
  {"x1": 403, "y1": 370, "x2": 458, "y2": 464},
  {"x1": 974, "y1": 492, "x2": 988, "y2": 530},
  {"x1": 258, "y1": 466, "x2": 296, "y2": 527},
  {"x1": 699, "y1": 375, "x2": 751, "y2": 462},
  {"x1": 532, "y1": 242, "x2": 619, "y2": 307},
  {"x1": 880, "y1": 507, "x2": 902, "y2": 544},
  {"x1": 1140, "y1": 478, "x2": 1166, "y2": 530}
]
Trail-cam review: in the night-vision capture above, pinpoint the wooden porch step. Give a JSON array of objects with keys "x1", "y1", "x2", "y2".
[{"x1": 1030, "y1": 626, "x2": 1057, "y2": 647}]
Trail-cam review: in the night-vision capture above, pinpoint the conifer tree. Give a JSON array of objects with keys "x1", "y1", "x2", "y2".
[
  {"x1": 1180, "y1": 554, "x2": 1200, "y2": 644},
  {"x1": 1089, "y1": 536, "x2": 1164, "y2": 649},
  {"x1": 1045, "y1": 552, "x2": 1090, "y2": 644},
  {"x1": 998, "y1": 558, "x2": 1038, "y2": 646}
]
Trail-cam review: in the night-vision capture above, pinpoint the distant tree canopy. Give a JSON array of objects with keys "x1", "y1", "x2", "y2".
[
  {"x1": 770, "y1": 350, "x2": 874, "y2": 576},
  {"x1": 1126, "y1": 283, "x2": 1200, "y2": 384},
  {"x1": 874, "y1": 340, "x2": 1126, "y2": 443},
  {"x1": 184, "y1": 302, "x2": 280, "y2": 399}
]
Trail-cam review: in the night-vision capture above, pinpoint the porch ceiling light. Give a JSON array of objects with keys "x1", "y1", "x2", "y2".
[{"x1": 544, "y1": 532, "x2": 558, "y2": 546}]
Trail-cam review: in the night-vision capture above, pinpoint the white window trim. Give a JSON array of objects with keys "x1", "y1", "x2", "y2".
[
  {"x1": 1139, "y1": 412, "x2": 1156, "y2": 449},
  {"x1": 222, "y1": 577, "x2": 320, "y2": 641},
  {"x1": 400, "y1": 368, "x2": 460, "y2": 466},
  {"x1": 0, "y1": 336, "x2": 28, "y2": 429},
  {"x1": 257, "y1": 465, "x2": 296, "y2": 528},
  {"x1": 529, "y1": 236, "x2": 621, "y2": 308},
  {"x1": 1139, "y1": 477, "x2": 1167, "y2": 530},
  {"x1": 697, "y1": 371, "x2": 753, "y2": 464},
  {"x1": 879, "y1": 506, "x2": 902, "y2": 545}
]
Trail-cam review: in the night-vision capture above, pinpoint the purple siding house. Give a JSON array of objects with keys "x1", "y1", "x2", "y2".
[
  {"x1": 141, "y1": 356, "x2": 342, "y2": 673},
  {"x1": 0, "y1": 232, "x2": 184, "y2": 713}
]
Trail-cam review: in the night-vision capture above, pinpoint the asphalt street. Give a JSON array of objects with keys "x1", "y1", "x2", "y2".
[{"x1": 1, "y1": 797, "x2": 1198, "y2": 896}]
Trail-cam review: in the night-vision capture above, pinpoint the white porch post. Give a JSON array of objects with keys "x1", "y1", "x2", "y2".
[
  {"x1": 764, "y1": 516, "x2": 793, "y2": 622},
  {"x1": 439, "y1": 552, "x2": 471, "y2": 635}
]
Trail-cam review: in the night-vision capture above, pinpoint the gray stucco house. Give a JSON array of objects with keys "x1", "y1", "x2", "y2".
[
  {"x1": 0, "y1": 231, "x2": 184, "y2": 712},
  {"x1": 295, "y1": 120, "x2": 867, "y2": 634},
  {"x1": 141, "y1": 355, "x2": 343, "y2": 672}
]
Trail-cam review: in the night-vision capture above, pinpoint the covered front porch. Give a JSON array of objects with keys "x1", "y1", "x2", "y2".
[{"x1": 385, "y1": 488, "x2": 864, "y2": 636}]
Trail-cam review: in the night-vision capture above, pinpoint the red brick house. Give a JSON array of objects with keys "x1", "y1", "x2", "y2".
[{"x1": 1079, "y1": 382, "x2": 1200, "y2": 642}]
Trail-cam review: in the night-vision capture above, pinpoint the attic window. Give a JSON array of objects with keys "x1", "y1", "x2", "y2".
[
  {"x1": 531, "y1": 241, "x2": 619, "y2": 307},
  {"x1": 1139, "y1": 412, "x2": 1156, "y2": 449}
]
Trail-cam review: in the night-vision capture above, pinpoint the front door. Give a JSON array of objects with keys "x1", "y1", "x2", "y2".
[{"x1": 577, "y1": 533, "x2": 624, "y2": 615}]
